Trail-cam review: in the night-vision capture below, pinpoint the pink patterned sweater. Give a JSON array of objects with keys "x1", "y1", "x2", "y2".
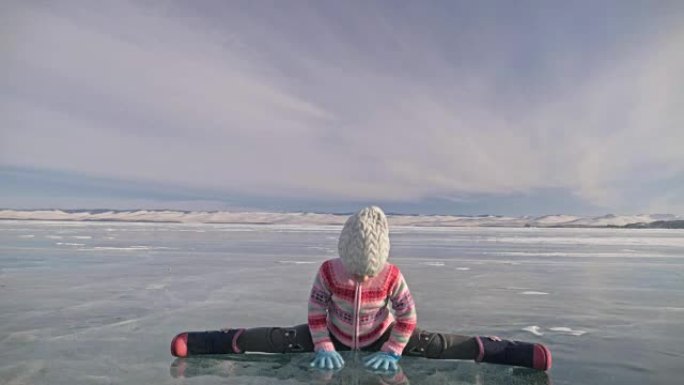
[{"x1": 308, "y1": 258, "x2": 417, "y2": 355}]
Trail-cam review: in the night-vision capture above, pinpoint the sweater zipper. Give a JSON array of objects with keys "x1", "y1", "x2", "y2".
[{"x1": 352, "y1": 280, "x2": 361, "y2": 350}]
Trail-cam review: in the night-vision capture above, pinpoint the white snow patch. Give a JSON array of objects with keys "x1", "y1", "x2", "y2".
[
  {"x1": 522, "y1": 325, "x2": 544, "y2": 336},
  {"x1": 307, "y1": 246, "x2": 335, "y2": 253},
  {"x1": 278, "y1": 261, "x2": 316, "y2": 264},
  {"x1": 88, "y1": 246, "x2": 173, "y2": 251},
  {"x1": 549, "y1": 327, "x2": 587, "y2": 336}
]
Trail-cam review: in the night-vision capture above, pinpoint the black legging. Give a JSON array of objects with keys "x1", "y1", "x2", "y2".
[
  {"x1": 181, "y1": 324, "x2": 550, "y2": 370},
  {"x1": 236, "y1": 324, "x2": 479, "y2": 359}
]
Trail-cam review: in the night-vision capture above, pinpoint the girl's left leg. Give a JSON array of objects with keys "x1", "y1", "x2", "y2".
[
  {"x1": 402, "y1": 328, "x2": 480, "y2": 359},
  {"x1": 400, "y1": 328, "x2": 552, "y2": 371}
]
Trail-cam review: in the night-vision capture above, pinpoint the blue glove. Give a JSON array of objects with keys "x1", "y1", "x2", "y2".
[
  {"x1": 310, "y1": 350, "x2": 345, "y2": 370},
  {"x1": 363, "y1": 351, "x2": 401, "y2": 371}
]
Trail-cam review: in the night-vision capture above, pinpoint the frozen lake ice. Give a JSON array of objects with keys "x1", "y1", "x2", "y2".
[{"x1": 1, "y1": 220, "x2": 683, "y2": 384}]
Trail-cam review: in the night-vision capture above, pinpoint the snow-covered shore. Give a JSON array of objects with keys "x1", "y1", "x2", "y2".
[{"x1": 0, "y1": 209, "x2": 680, "y2": 228}]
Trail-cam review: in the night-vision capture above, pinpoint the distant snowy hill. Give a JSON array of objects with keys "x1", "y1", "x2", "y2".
[{"x1": 0, "y1": 209, "x2": 681, "y2": 228}]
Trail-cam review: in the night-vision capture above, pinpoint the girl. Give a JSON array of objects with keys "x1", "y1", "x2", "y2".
[{"x1": 171, "y1": 206, "x2": 551, "y2": 372}]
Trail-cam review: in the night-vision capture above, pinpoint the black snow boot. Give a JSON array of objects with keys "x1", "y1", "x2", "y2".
[
  {"x1": 171, "y1": 329, "x2": 245, "y2": 357},
  {"x1": 476, "y1": 337, "x2": 552, "y2": 371}
]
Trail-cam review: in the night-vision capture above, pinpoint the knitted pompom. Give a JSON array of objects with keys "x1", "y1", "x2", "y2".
[{"x1": 338, "y1": 206, "x2": 390, "y2": 276}]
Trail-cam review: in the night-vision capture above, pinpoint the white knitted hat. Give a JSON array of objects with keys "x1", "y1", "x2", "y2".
[{"x1": 338, "y1": 206, "x2": 390, "y2": 277}]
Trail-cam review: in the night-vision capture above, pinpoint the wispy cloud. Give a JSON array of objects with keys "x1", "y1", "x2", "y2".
[{"x1": 2, "y1": 1, "x2": 683, "y2": 213}]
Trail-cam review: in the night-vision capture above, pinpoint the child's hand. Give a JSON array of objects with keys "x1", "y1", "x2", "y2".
[
  {"x1": 363, "y1": 351, "x2": 401, "y2": 372},
  {"x1": 310, "y1": 350, "x2": 345, "y2": 370}
]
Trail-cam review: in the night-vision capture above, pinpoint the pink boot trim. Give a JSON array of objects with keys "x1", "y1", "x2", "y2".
[
  {"x1": 231, "y1": 329, "x2": 245, "y2": 353},
  {"x1": 171, "y1": 333, "x2": 188, "y2": 357},
  {"x1": 474, "y1": 336, "x2": 485, "y2": 362},
  {"x1": 532, "y1": 343, "x2": 552, "y2": 371}
]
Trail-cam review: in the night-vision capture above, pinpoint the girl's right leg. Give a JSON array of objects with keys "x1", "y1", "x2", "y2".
[
  {"x1": 171, "y1": 324, "x2": 317, "y2": 357},
  {"x1": 236, "y1": 324, "x2": 315, "y2": 353}
]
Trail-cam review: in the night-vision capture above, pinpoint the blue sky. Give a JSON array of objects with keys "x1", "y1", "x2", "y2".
[{"x1": 2, "y1": 1, "x2": 683, "y2": 215}]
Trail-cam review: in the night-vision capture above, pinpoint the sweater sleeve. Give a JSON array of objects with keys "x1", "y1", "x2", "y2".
[
  {"x1": 307, "y1": 262, "x2": 335, "y2": 352},
  {"x1": 381, "y1": 268, "x2": 417, "y2": 355}
]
